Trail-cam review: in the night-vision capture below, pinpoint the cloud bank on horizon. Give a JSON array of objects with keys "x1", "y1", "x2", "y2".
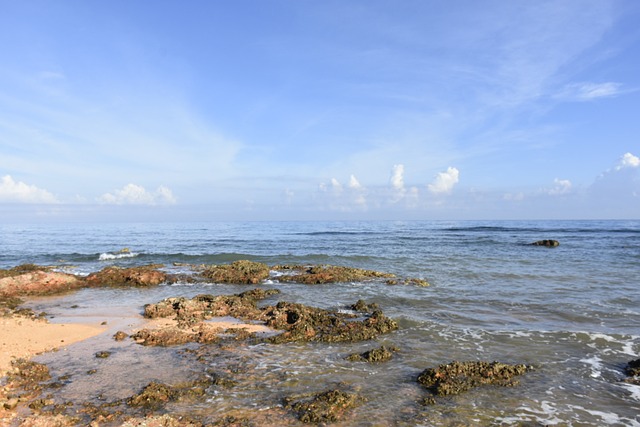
[{"x1": 1, "y1": 1, "x2": 639, "y2": 221}]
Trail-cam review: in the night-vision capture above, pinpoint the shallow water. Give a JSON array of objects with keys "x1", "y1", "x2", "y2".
[{"x1": 3, "y1": 220, "x2": 640, "y2": 425}]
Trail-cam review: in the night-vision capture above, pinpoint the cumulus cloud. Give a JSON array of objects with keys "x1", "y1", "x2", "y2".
[
  {"x1": 0, "y1": 175, "x2": 58, "y2": 203},
  {"x1": 615, "y1": 152, "x2": 640, "y2": 170},
  {"x1": 349, "y1": 175, "x2": 362, "y2": 190},
  {"x1": 389, "y1": 164, "x2": 406, "y2": 202},
  {"x1": 548, "y1": 178, "x2": 572, "y2": 196},
  {"x1": 428, "y1": 167, "x2": 460, "y2": 194},
  {"x1": 318, "y1": 174, "x2": 367, "y2": 211},
  {"x1": 557, "y1": 82, "x2": 623, "y2": 101},
  {"x1": 98, "y1": 183, "x2": 176, "y2": 205}
]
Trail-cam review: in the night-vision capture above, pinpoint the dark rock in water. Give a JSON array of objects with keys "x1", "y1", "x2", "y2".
[
  {"x1": 113, "y1": 331, "x2": 128, "y2": 341},
  {"x1": 85, "y1": 265, "x2": 167, "y2": 288},
  {"x1": 273, "y1": 264, "x2": 395, "y2": 284},
  {"x1": 624, "y1": 358, "x2": 640, "y2": 384},
  {"x1": 127, "y1": 378, "x2": 213, "y2": 410},
  {"x1": 132, "y1": 323, "x2": 222, "y2": 346},
  {"x1": 284, "y1": 389, "x2": 363, "y2": 424},
  {"x1": 346, "y1": 345, "x2": 398, "y2": 363},
  {"x1": 95, "y1": 351, "x2": 111, "y2": 359},
  {"x1": 417, "y1": 361, "x2": 532, "y2": 397},
  {"x1": 530, "y1": 239, "x2": 559, "y2": 247},
  {"x1": 264, "y1": 301, "x2": 398, "y2": 344},
  {"x1": 200, "y1": 260, "x2": 270, "y2": 284}
]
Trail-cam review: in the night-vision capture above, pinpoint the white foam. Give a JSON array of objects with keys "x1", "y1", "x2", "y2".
[
  {"x1": 580, "y1": 355, "x2": 603, "y2": 378},
  {"x1": 98, "y1": 251, "x2": 139, "y2": 260}
]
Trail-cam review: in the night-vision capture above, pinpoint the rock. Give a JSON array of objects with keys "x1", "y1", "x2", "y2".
[
  {"x1": 284, "y1": 389, "x2": 363, "y2": 424},
  {"x1": 273, "y1": 264, "x2": 395, "y2": 284},
  {"x1": 127, "y1": 378, "x2": 213, "y2": 410},
  {"x1": 417, "y1": 361, "x2": 532, "y2": 397},
  {"x1": 113, "y1": 331, "x2": 128, "y2": 341},
  {"x1": 0, "y1": 268, "x2": 84, "y2": 297},
  {"x1": 530, "y1": 240, "x2": 559, "y2": 247},
  {"x1": 132, "y1": 324, "x2": 222, "y2": 347},
  {"x1": 624, "y1": 358, "x2": 640, "y2": 384},
  {"x1": 95, "y1": 351, "x2": 111, "y2": 359},
  {"x1": 200, "y1": 260, "x2": 270, "y2": 284},
  {"x1": 85, "y1": 265, "x2": 167, "y2": 288},
  {"x1": 346, "y1": 345, "x2": 398, "y2": 363},
  {"x1": 264, "y1": 301, "x2": 398, "y2": 344}
]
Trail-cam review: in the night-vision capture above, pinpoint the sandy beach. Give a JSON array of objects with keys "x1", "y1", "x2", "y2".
[{"x1": 0, "y1": 317, "x2": 106, "y2": 376}]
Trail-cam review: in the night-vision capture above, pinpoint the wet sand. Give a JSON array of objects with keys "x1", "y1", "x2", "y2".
[{"x1": 0, "y1": 317, "x2": 106, "y2": 376}]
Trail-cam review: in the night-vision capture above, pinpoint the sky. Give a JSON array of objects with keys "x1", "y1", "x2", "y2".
[{"x1": 1, "y1": 0, "x2": 639, "y2": 222}]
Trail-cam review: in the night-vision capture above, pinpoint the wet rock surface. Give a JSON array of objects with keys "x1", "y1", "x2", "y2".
[
  {"x1": 346, "y1": 345, "x2": 398, "y2": 363},
  {"x1": 417, "y1": 361, "x2": 532, "y2": 398},
  {"x1": 200, "y1": 260, "x2": 271, "y2": 284},
  {"x1": 624, "y1": 358, "x2": 640, "y2": 384},
  {"x1": 530, "y1": 239, "x2": 560, "y2": 247},
  {"x1": 0, "y1": 265, "x2": 84, "y2": 297},
  {"x1": 273, "y1": 264, "x2": 395, "y2": 284},
  {"x1": 85, "y1": 265, "x2": 168, "y2": 288},
  {"x1": 284, "y1": 389, "x2": 363, "y2": 423}
]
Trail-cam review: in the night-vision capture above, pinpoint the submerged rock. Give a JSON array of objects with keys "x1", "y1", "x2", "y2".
[
  {"x1": 85, "y1": 265, "x2": 167, "y2": 288},
  {"x1": 346, "y1": 345, "x2": 398, "y2": 363},
  {"x1": 624, "y1": 358, "x2": 640, "y2": 385},
  {"x1": 273, "y1": 264, "x2": 395, "y2": 284},
  {"x1": 284, "y1": 389, "x2": 363, "y2": 424},
  {"x1": 132, "y1": 324, "x2": 222, "y2": 347},
  {"x1": 530, "y1": 239, "x2": 560, "y2": 247},
  {"x1": 127, "y1": 378, "x2": 213, "y2": 410},
  {"x1": 200, "y1": 260, "x2": 270, "y2": 284},
  {"x1": 417, "y1": 361, "x2": 532, "y2": 397},
  {"x1": 264, "y1": 301, "x2": 398, "y2": 344}
]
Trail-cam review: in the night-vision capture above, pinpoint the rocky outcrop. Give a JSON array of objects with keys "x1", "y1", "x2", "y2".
[
  {"x1": 625, "y1": 358, "x2": 640, "y2": 385},
  {"x1": 85, "y1": 265, "x2": 167, "y2": 288},
  {"x1": 273, "y1": 264, "x2": 395, "y2": 284},
  {"x1": 417, "y1": 361, "x2": 532, "y2": 400},
  {"x1": 530, "y1": 240, "x2": 559, "y2": 247},
  {"x1": 200, "y1": 260, "x2": 270, "y2": 284},
  {"x1": 284, "y1": 389, "x2": 363, "y2": 424},
  {"x1": 0, "y1": 266, "x2": 84, "y2": 297}
]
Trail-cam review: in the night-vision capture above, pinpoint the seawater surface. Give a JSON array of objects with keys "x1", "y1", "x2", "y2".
[{"x1": 1, "y1": 220, "x2": 639, "y2": 425}]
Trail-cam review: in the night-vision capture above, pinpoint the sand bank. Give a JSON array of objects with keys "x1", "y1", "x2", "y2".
[{"x1": 0, "y1": 317, "x2": 106, "y2": 376}]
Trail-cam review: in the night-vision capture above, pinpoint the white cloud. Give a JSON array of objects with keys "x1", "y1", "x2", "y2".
[
  {"x1": 615, "y1": 152, "x2": 640, "y2": 170},
  {"x1": 390, "y1": 164, "x2": 406, "y2": 202},
  {"x1": 98, "y1": 183, "x2": 176, "y2": 205},
  {"x1": 349, "y1": 174, "x2": 362, "y2": 190},
  {"x1": 428, "y1": 167, "x2": 460, "y2": 194},
  {"x1": 556, "y1": 82, "x2": 623, "y2": 101},
  {"x1": 0, "y1": 175, "x2": 58, "y2": 203},
  {"x1": 548, "y1": 178, "x2": 572, "y2": 195}
]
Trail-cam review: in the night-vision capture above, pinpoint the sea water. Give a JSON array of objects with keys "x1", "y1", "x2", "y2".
[{"x1": 1, "y1": 220, "x2": 639, "y2": 425}]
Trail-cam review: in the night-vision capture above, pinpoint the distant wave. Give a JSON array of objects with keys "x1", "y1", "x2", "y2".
[
  {"x1": 296, "y1": 231, "x2": 379, "y2": 236},
  {"x1": 98, "y1": 251, "x2": 140, "y2": 261}
]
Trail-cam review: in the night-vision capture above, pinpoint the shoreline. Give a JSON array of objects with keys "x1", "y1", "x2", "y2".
[{"x1": 0, "y1": 316, "x2": 107, "y2": 377}]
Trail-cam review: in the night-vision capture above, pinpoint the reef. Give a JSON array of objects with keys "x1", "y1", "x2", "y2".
[
  {"x1": 284, "y1": 389, "x2": 363, "y2": 424},
  {"x1": 417, "y1": 361, "x2": 532, "y2": 399},
  {"x1": 199, "y1": 260, "x2": 271, "y2": 284},
  {"x1": 273, "y1": 264, "x2": 395, "y2": 284},
  {"x1": 0, "y1": 265, "x2": 84, "y2": 297},
  {"x1": 85, "y1": 265, "x2": 168, "y2": 288}
]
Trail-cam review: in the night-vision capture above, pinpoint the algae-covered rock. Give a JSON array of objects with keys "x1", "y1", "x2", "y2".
[
  {"x1": 264, "y1": 301, "x2": 398, "y2": 344},
  {"x1": 142, "y1": 289, "x2": 279, "y2": 325},
  {"x1": 127, "y1": 378, "x2": 212, "y2": 410},
  {"x1": 201, "y1": 260, "x2": 270, "y2": 284},
  {"x1": 85, "y1": 265, "x2": 167, "y2": 288},
  {"x1": 417, "y1": 361, "x2": 531, "y2": 397},
  {"x1": 284, "y1": 389, "x2": 362, "y2": 424},
  {"x1": 274, "y1": 264, "x2": 395, "y2": 284},
  {"x1": 346, "y1": 345, "x2": 398, "y2": 363},
  {"x1": 530, "y1": 240, "x2": 559, "y2": 247},
  {"x1": 132, "y1": 324, "x2": 222, "y2": 347},
  {"x1": 625, "y1": 358, "x2": 640, "y2": 384}
]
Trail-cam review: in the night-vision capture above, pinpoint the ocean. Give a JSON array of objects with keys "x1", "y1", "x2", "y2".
[{"x1": 1, "y1": 220, "x2": 639, "y2": 426}]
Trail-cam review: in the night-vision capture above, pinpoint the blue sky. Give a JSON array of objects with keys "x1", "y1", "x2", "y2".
[{"x1": 1, "y1": 0, "x2": 639, "y2": 221}]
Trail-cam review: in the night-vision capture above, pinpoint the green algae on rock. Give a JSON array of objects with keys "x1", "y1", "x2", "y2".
[
  {"x1": 273, "y1": 264, "x2": 395, "y2": 284},
  {"x1": 200, "y1": 260, "x2": 270, "y2": 284},
  {"x1": 85, "y1": 265, "x2": 167, "y2": 288},
  {"x1": 284, "y1": 389, "x2": 363, "y2": 424},
  {"x1": 127, "y1": 377, "x2": 213, "y2": 411},
  {"x1": 417, "y1": 361, "x2": 532, "y2": 398},
  {"x1": 346, "y1": 345, "x2": 398, "y2": 363}
]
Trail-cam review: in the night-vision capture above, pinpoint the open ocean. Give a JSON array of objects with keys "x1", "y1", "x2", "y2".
[{"x1": 1, "y1": 220, "x2": 639, "y2": 426}]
